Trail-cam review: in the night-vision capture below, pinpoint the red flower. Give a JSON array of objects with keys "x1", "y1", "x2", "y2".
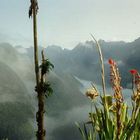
[
  {"x1": 108, "y1": 58, "x2": 114, "y2": 65},
  {"x1": 129, "y1": 69, "x2": 137, "y2": 75}
]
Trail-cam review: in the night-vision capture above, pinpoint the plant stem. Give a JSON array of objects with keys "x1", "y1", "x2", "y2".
[
  {"x1": 32, "y1": 1, "x2": 45, "y2": 139},
  {"x1": 132, "y1": 75, "x2": 136, "y2": 120},
  {"x1": 33, "y1": 0, "x2": 40, "y2": 88},
  {"x1": 132, "y1": 75, "x2": 135, "y2": 95},
  {"x1": 91, "y1": 34, "x2": 108, "y2": 113},
  {"x1": 91, "y1": 35, "x2": 106, "y2": 96},
  {"x1": 116, "y1": 102, "x2": 121, "y2": 140}
]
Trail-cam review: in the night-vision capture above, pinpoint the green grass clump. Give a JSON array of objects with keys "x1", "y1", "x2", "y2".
[{"x1": 76, "y1": 37, "x2": 140, "y2": 140}]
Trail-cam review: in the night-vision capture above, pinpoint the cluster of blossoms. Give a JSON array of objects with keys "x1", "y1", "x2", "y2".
[
  {"x1": 130, "y1": 69, "x2": 140, "y2": 101},
  {"x1": 83, "y1": 56, "x2": 140, "y2": 140},
  {"x1": 108, "y1": 58, "x2": 123, "y2": 103},
  {"x1": 108, "y1": 58, "x2": 127, "y2": 137},
  {"x1": 85, "y1": 85, "x2": 99, "y2": 100},
  {"x1": 85, "y1": 59, "x2": 140, "y2": 103}
]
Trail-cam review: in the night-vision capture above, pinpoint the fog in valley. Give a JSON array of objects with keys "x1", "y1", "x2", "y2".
[{"x1": 0, "y1": 38, "x2": 140, "y2": 139}]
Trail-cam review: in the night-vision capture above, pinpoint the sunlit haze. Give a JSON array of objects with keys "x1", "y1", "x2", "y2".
[{"x1": 0, "y1": 0, "x2": 140, "y2": 48}]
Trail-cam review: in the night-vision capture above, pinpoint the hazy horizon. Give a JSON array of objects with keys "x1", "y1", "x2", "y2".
[{"x1": 0, "y1": 0, "x2": 140, "y2": 49}]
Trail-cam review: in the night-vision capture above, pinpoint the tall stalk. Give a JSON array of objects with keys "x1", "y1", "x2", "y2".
[
  {"x1": 29, "y1": 0, "x2": 45, "y2": 139},
  {"x1": 90, "y1": 35, "x2": 108, "y2": 112},
  {"x1": 90, "y1": 35, "x2": 106, "y2": 96}
]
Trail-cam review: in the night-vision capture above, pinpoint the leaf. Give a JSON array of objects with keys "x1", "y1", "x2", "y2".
[
  {"x1": 40, "y1": 59, "x2": 54, "y2": 75},
  {"x1": 29, "y1": 0, "x2": 39, "y2": 18},
  {"x1": 43, "y1": 82, "x2": 53, "y2": 98},
  {"x1": 101, "y1": 95, "x2": 113, "y2": 107},
  {"x1": 84, "y1": 124, "x2": 89, "y2": 140},
  {"x1": 29, "y1": 5, "x2": 32, "y2": 18},
  {"x1": 75, "y1": 122, "x2": 86, "y2": 140},
  {"x1": 120, "y1": 120, "x2": 135, "y2": 140}
]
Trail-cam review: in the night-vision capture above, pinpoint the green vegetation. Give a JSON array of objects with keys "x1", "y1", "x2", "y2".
[
  {"x1": 0, "y1": 102, "x2": 34, "y2": 140},
  {"x1": 76, "y1": 38, "x2": 140, "y2": 140},
  {"x1": 29, "y1": 0, "x2": 54, "y2": 139}
]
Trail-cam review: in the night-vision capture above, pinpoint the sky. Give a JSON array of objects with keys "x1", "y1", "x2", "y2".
[{"x1": 0, "y1": 0, "x2": 140, "y2": 49}]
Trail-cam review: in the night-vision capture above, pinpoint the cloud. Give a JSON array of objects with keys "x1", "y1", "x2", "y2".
[
  {"x1": 46, "y1": 104, "x2": 90, "y2": 140},
  {"x1": 0, "y1": 37, "x2": 140, "y2": 139},
  {"x1": 0, "y1": 43, "x2": 35, "y2": 139}
]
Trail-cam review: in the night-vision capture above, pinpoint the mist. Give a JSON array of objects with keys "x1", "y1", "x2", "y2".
[{"x1": 0, "y1": 37, "x2": 140, "y2": 139}]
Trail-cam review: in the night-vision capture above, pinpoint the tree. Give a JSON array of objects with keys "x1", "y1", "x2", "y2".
[{"x1": 29, "y1": 0, "x2": 53, "y2": 139}]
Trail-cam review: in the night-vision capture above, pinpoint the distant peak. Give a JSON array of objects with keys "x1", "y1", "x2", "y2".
[
  {"x1": 134, "y1": 37, "x2": 140, "y2": 43},
  {"x1": 47, "y1": 45, "x2": 62, "y2": 50}
]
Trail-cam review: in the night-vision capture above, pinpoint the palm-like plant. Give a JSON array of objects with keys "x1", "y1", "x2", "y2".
[{"x1": 29, "y1": 1, "x2": 54, "y2": 140}]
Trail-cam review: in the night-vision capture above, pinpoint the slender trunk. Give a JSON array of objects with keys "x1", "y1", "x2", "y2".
[
  {"x1": 33, "y1": 1, "x2": 39, "y2": 87},
  {"x1": 32, "y1": 1, "x2": 45, "y2": 140}
]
